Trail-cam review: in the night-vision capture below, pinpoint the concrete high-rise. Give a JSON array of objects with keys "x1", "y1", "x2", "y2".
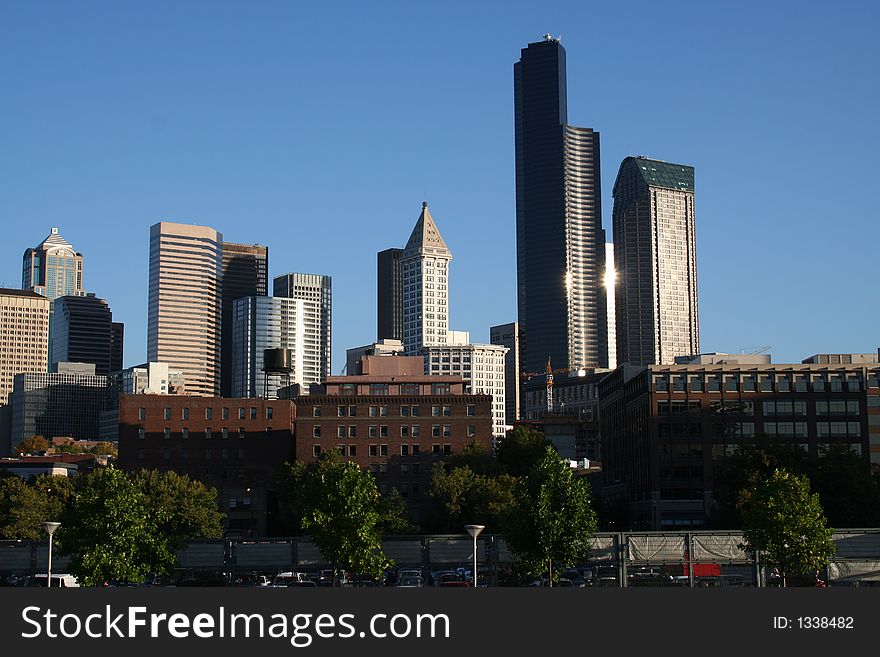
[
  {"x1": 273, "y1": 273, "x2": 332, "y2": 382},
  {"x1": 220, "y1": 242, "x2": 269, "y2": 397},
  {"x1": 110, "y1": 322, "x2": 124, "y2": 372},
  {"x1": 401, "y1": 202, "x2": 452, "y2": 355},
  {"x1": 22, "y1": 228, "x2": 85, "y2": 301},
  {"x1": 514, "y1": 36, "x2": 607, "y2": 376},
  {"x1": 51, "y1": 294, "x2": 115, "y2": 375},
  {"x1": 147, "y1": 222, "x2": 223, "y2": 396},
  {"x1": 377, "y1": 248, "x2": 404, "y2": 342},
  {"x1": 605, "y1": 243, "x2": 617, "y2": 370},
  {"x1": 612, "y1": 156, "x2": 699, "y2": 366},
  {"x1": 490, "y1": 322, "x2": 520, "y2": 424},
  {"x1": 0, "y1": 289, "x2": 50, "y2": 406}
]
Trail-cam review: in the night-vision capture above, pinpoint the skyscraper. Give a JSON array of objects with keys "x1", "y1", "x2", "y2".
[
  {"x1": 0, "y1": 289, "x2": 50, "y2": 406},
  {"x1": 147, "y1": 222, "x2": 223, "y2": 396},
  {"x1": 220, "y1": 242, "x2": 269, "y2": 397},
  {"x1": 273, "y1": 273, "x2": 332, "y2": 382},
  {"x1": 401, "y1": 202, "x2": 452, "y2": 355},
  {"x1": 490, "y1": 322, "x2": 520, "y2": 424},
  {"x1": 514, "y1": 36, "x2": 607, "y2": 376},
  {"x1": 612, "y1": 156, "x2": 699, "y2": 366},
  {"x1": 110, "y1": 322, "x2": 125, "y2": 372},
  {"x1": 50, "y1": 294, "x2": 115, "y2": 375},
  {"x1": 605, "y1": 242, "x2": 617, "y2": 370},
  {"x1": 377, "y1": 247, "x2": 404, "y2": 342},
  {"x1": 22, "y1": 227, "x2": 85, "y2": 301}
]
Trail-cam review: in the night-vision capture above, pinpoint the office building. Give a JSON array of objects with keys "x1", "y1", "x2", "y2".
[
  {"x1": 22, "y1": 227, "x2": 85, "y2": 301},
  {"x1": 345, "y1": 339, "x2": 405, "y2": 376},
  {"x1": 605, "y1": 243, "x2": 617, "y2": 370},
  {"x1": 231, "y1": 295, "x2": 324, "y2": 398},
  {"x1": 9, "y1": 363, "x2": 111, "y2": 448},
  {"x1": 401, "y1": 202, "x2": 452, "y2": 355},
  {"x1": 598, "y1": 356, "x2": 880, "y2": 530},
  {"x1": 50, "y1": 294, "x2": 115, "y2": 375},
  {"x1": 273, "y1": 273, "x2": 332, "y2": 384},
  {"x1": 422, "y1": 343, "x2": 508, "y2": 440},
  {"x1": 377, "y1": 248, "x2": 404, "y2": 342},
  {"x1": 514, "y1": 36, "x2": 607, "y2": 376},
  {"x1": 110, "y1": 322, "x2": 124, "y2": 372},
  {"x1": 147, "y1": 222, "x2": 223, "y2": 396},
  {"x1": 0, "y1": 289, "x2": 50, "y2": 406},
  {"x1": 490, "y1": 322, "x2": 520, "y2": 424},
  {"x1": 220, "y1": 242, "x2": 269, "y2": 397},
  {"x1": 612, "y1": 156, "x2": 699, "y2": 366}
]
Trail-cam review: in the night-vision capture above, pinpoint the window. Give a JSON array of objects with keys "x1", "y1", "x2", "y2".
[
  {"x1": 222, "y1": 427, "x2": 229, "y2": 440},
  {"x1": 432, "y1": 406, "x2": 441, "y2": 417},
  {"x1": 401, "y1": 426, "x2": 409, "y2": 438},
  {"x1": 369, "y1": 406, "x2": 377, "y2": 417},
  {"x1": 348, "y1": 405, "x2": 357, "y2": 417},
  {"x1": 401, "y1": 406, "x2": 410, "y2": 417},
  {"x1": 348, "y1": 426, "x2": 357, "y2": 438},
  {"x1": 182, "y1": 407, "x2": 190, "y2": 420},
  {"x1": 725, "y1": 377, "x2": 738, "y2": 392},
  {"x1": 442, "y1": 406, "x2": 451, "y2": 416},
  {"x1": 830, "y1": 376, "x2": 843, "y2": 392},
  {"x1": 137, "y1": 428, "x2": 145, "y2": 440},
  {"x1": 432, "y1": 425, "x2": 441, "y2": 437},
  {"x1": 337, "y1": 445, "x2": 346, "y2": 456},
  {"x1": 369, "y1": 425, "x2": 377, "y2": 438},
  {"x1": 672, "y1": 376, "x2": 686, "y2": 392},
  {"x1": 400, "y1": 383, "x2": 419, "y2": 395},
  {"x1": 313, "y1": 426, "x2": 322, "y2": 438},
  {"x1": 379, "y1": 406, "x2": 389, "y2": 417},
  {"x1": 432, "y1": 444, "x2": 441, "y2": 455},
  {"x1": 337, "y1": 426, "x2": 346, "y2": 438},
  {"x1": 412, "y1": 445, "x2": 420, "y2": 455},
  {"x1": 412, "y1": 425, "x2": 421, "y2": 438},
  {"x1": 655, "y1": 376, "x2": 669, "y2": 392},
  {"x1": 380, "y1": 444, "x2": 388, "y2": 457},
  {"x1": 707, "y1": 376, "x2": 721, "y2": 393},
  {"x1": 443, "y1": 444, "x2": 452, "y2": 456},
  {"x1": 432, "y1": 383, "x2": 451, "y2": 395},
  {"x1": 370, "y1": 383, "x2": 389, "y2": 395},
  {"x1": 777, "y1": 376, "x2": 791, "y2": 392},
  {"x1": 467, "y1": 404, "x2": 476, "y2": 416},
  {"x1": 250, "y1": 407, "x2": 257, "y2": 420},
  {"x1": 337, "y1": 405, "x2": 346, "y2": 417},
  {"x1": 742, "y1": 376, "x2": 755, "y2": 392},
  {"x1": 690, "y1": 377, "x2": 703, "y2": 393},
  {"x1": 313, "y1": 406, "x2": 322, "y2": 417},
  {"x1": 182, "y1": 428, "x2": 189, "y2": 440},
  {"x1": 313, "y1": 445, "x2": 322, "y2": 457},
  {"x1": 411, "y1": 406, "x2": 420, "y2": 417},
  {"x1": 266, "y1": 407, "x2": 273, "y2": 420},
  {"x1": 348, "y1": 445, "x2": 357, "y2": 457},
  {"x1": 205, "y1": 428, "x2": 212, "y2": 440},
  {"x1": 442, "y1": 425, "x2": 451, "y2": 437},
  {"x1": 468, "y1": 425, "x2": 476, "y2": 437},
  {"x1": 760, "y1": 376, "x2": 772, "y2": 392},
  {"x1": 138, "y1": 407, "x2": 146, "y2": 420},
  {"x1": 222, "y1": 407, "x2": 230, "y2": 420},
  {"x1": 848, "y1": 376, "x2": 862, "y2": 392},
  {"x1": 266, "y1": 428, "x2": 273, "y2": 439},
  {"x1": 341, "y1": 384, "x2": 356, "y2": 396},
  {"x1": 813, "y1": 377, "x2": 826, "y2": 392},
  {"x1": 401, "y1": 445, "x2": 409, "y2": 456},
  {"x1": 794, "y1": 376, "x2": 808, "y2": 392},
  {"x1": 239, "y1": 408, "x2": 246, "y2": 420},
  {"x1": 369, "y1": 444, "x2": 377, "y2": 457},
  {"x1": 239, "y1": 428, "x2": 245, "y2": 439},
  {"x1": 164, "y1": 407, "x2": 172, "y2": 420},
  {"x1": 380, "y1": 426, "x2": 388, "y2": 437},
  {"x1": 205, "y1": 407, "x2": 213, "y2": 420}
]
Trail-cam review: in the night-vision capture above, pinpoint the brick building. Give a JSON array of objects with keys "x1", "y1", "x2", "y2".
[
  {"x1": 117, "y1": 395, "x2": 295, "y2": 536},
  {"x1": 599, "y1": 355, "x2": 880, "y2": 530}
]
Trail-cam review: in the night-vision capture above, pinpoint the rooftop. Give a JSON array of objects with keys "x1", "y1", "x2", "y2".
[{"x1": 629, "y1": 156, "x2": 694, "y2": 192}]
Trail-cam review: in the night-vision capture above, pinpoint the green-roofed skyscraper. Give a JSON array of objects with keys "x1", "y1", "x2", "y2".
[{"x1": 612, "y1": 156, "x2": 699, "y2": 366}]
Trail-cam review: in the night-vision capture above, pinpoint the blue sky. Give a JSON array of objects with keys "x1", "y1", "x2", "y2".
[{"x1": 2, "y1": 0, "x2": 878, "y2": 371}]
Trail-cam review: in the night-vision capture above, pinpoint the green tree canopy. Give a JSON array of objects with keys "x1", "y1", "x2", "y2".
[
  {"x1": 496, "y1": 426, "x2": 553, "y2": 477},
  {"x1": 739, "y1": 468, "x2": 836, "y2": 586},
  {"x1": 15, "y1": 435, "x2": 49, "y2": 456},
  {"x1": 428, "y1": 463, "x2": 516, "y2": 533},
  {"x1": 134, "y1": 469, "x2": 224, "y2": 543},
  {"x1": 59, "y1": 466, "x2": 175, "y2": 586},
  {"x1": 280, "y1": 452, "x2": 392, "y2": 580},
  {"x1": 504, "y1": 446, "x2": 597, "y2": 584},
  {"x1": 0, "y1": 474, "x2": 72, "y2": 540}
]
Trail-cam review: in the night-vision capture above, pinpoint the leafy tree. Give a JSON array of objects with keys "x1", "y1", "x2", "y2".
[
  {"x1": 59, "y1": 466, "x2": 175, "y2": 586},
  {"x1": 376, "y1": 486, "x2": 416, "y2": 535},
  {"x1": 0, "y1": 475, "x2": 72, "y2": 540},
  {"x1": 452, "y1": 440, "x2": 505, "y2": 477},
  {"x1": 504, "y1": 446, "x2": 597, "y2": 585},
  {"x1": 428, "y1": 463, "x2": 516, "y2": 533},
  {"x1": 53, "y1": 441, "x2": 118, "y2": 457},
  {"x1": 15, "y1": 435, "x2": 49, "y2": 455},
  {"x1": 739, "y1": 469, "x2": 836, "y2": 586},
  {"x1": 134, "y1": 469, "x2": 224, "y2": 543},
  {"x1": 281, "y1": 452, "x2": 391, "y2": 581},
  {"x1": 496, "y1": 426, "x2": 553, "y2": 477},
  {"x1": 811, "y1": 446, "x2": 880, "y2": 527}
]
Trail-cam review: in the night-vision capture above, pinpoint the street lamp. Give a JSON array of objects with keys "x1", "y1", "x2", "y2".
[
  {"x1": 42, "y1": 522, "x2": 61, "y2": 588},
  {"x1": 246, "y1": 487, "x2": 254, "y2": 538},
  {"x1": 464, "y1": 525, "x2": 485, "y2": 588}
]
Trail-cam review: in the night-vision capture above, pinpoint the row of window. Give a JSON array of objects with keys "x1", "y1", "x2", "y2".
[
  {"x1": 658, "y1": 399, "x2": 862, "y2": 417},
  {"x1": 138, "y1": 427, "x2": 275, "y2": 440},
  {"x1": 326, "y1": 404, "x2": 476, "y2": 418},
  {"x1": 335, "y1": 383, "x2": 453, "y2": 396},
  {"x1": 654, "y1": 372, "x2": 877, "y2": 393},
  {"x1": 315, "y1": 424, "x2": 477, "y2": 439},
  {"x1": 140, "y1": 406, "x2": 275, "y2": 421},
  {"x1": 312, "y1": 443, "x2": 453, "y2": 458}
]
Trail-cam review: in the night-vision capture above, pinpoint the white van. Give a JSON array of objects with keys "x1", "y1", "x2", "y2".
[{"x1": 29, "y1": 574, "x2": 80, "y2": 588}]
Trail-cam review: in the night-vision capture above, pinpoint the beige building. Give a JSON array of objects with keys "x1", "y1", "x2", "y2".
[
  {"x1": 147, "y1": 222, "x2": 223, "y2": 396},
  {"x1": 0, "y1": 289, "x2": 50, "y2": 405}
]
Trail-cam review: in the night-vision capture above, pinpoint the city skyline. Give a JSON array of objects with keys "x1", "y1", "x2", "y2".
[{"x1": 2, "y1": 2, "x2": 879, "y2": 371}]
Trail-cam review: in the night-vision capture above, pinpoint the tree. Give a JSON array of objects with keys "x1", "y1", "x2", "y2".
[
  {"x1": 504, "y1": 446, "x2": 597, "y2": 585},
  {"x1": 428, "y1": 463, "x2": 516, "y2": 533},
  {"x1": 280, "y1": 453, "x2": 391, "y2": 581},
  {"x1": 0, "y1": 474, "x2": 73, "y2": 540},
  {"x1": 134, "y1": 469, "x2": 224, "y2": 543},
  {"x1": 496, "y1": 426, "x2": 553, "y2": 477},
  {"x1": 59, "y1": 466, "x2": 175, "y2": 586},
  {"x1": 376, "y1": 487, "x2": 416, "y2": 535},
  {"x1": 739, "y1": 469, "x2": 836, "y2": 586},
  {"x1": 15, "y1": 435, "x2": 49, "y2": 455}
]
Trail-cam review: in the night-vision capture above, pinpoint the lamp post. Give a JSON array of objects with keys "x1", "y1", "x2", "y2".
[
  {"x1": 464, "y1": 525, "x2": 485, "y2": 588},
  {"x1": 42, "y1": 522, "x2": 61, "y2": 588},
  {"x1": 246, "y1": 487, "x2": 254, "y2": 537}
]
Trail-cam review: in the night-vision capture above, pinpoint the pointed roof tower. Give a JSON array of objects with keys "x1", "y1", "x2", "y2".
[{"x1": 403, "y1": 202, "x2": 451, "y2": 260}]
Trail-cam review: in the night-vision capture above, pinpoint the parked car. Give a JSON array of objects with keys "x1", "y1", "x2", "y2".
[
  {"x1": 25, "y1": 574, "x2": 80, "y2": 588},
  {"x1": 272, "y1": 571, "x2": 310, "y2": 587}
]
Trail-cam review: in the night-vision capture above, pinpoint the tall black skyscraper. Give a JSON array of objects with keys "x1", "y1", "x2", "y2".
[
  {"x1": 377, "y1": 247, "x2": 403, "y2": 342},
  {"x1": 220, "y1": 242, "x2": 268, "y2": 397},
  {"x1": 514, "y1": 35, "x2": 607, "y2": 377},
  {"x1": 50, "y1": 294, "x2": 114, "y2": 374}
]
